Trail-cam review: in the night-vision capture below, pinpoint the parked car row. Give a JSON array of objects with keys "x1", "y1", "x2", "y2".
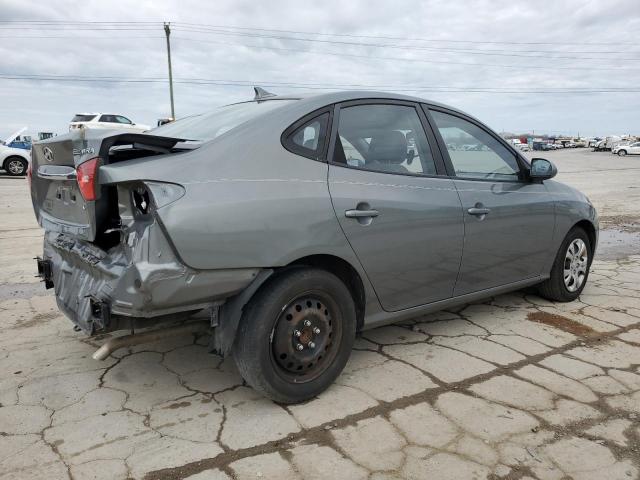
[
  {"x1": 592, "y1": 135, "x2": 639, "y2": 152},
  {"x1": 530, "y1": 142, "x2": 573, "y2": 151},
  {"x1": 612, "y1": 142, "x2": 640, "y2": 156}
]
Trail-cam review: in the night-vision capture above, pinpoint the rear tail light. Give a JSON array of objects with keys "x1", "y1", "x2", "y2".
[{"x1": 76, "y1": 157, "x2": 100, "y2": 201}]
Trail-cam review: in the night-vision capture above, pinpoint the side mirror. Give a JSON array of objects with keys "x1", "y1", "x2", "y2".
[{"x1": 530, "y1": 158, "x2": 557, "y2": 181}]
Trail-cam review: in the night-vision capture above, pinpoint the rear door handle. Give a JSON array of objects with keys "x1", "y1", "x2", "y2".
[
  {"x1": 345, "y1": 209, "x2": 379, "y2": 218},
  {"x1": 467, "y1": 207, "x2": 491, "y2": 216}
]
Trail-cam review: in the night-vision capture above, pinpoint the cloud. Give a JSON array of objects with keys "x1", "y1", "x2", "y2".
[{"x1": 0, "y1": 0, "x2": 639, "y2": 138}]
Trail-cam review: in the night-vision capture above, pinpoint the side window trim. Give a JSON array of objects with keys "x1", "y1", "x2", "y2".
[
  {"x1": 327, "y1": 99, "x2": 449, "y2": 179},
  {"x1": 422, "y1": 104, "x2": 528, "y2": 182},
  {"x1": 281, "y1": 107, "x2": 333, "y2": 162},
  {"x1": 414, "y1": 105, "x2": 448, "y2": 176}
]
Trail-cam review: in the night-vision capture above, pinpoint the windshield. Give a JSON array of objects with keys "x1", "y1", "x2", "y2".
[{"x1": 151, "y1": 100, "x2": 295, "y2": 142}]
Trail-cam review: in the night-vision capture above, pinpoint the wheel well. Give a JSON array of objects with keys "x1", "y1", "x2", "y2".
[
  {"x1": 285, "y1": 254, "x2": 366, "y2": 332},
  {"x1": 573, "y1": 220, "x2": 597, "y2": 254}
]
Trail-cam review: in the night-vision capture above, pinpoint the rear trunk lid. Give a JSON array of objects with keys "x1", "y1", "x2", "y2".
[{"x1": 30, "y1": 129, "x2": 184, "y2": 242}]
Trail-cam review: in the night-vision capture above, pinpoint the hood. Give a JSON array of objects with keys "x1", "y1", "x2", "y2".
[{"x1": 3, "y1": 127, "x2": 27, "y2": 145}]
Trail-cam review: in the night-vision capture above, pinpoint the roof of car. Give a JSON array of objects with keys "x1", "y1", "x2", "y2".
[
  {"x1": 74, "y1": 113, "x2": 128, "y2": 116},
  {"x1": 228, "y1": 89, "x2": 466, "y2": 117}
]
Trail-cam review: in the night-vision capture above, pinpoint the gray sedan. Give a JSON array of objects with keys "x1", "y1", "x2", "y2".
[{"x1": 30, "y1": 89, "x2": 597, "y2": 403}]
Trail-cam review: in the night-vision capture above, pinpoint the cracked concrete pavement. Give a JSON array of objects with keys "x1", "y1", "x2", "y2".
[{"x1": 1, "y1": 149, "x2": 640, "y2": 479}]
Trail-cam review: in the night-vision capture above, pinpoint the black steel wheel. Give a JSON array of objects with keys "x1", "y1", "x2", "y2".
[
  {"x1": 271, "y1": 293, "x2": 340, "y2": 383},
  {"x1": 233, "y1": 268, "x2": 356, "y2": 404}
]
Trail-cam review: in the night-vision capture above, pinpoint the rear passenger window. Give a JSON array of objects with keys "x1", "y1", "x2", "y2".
[{"x1": 283, "y1": 112, "x2": 329, "y2": 160}]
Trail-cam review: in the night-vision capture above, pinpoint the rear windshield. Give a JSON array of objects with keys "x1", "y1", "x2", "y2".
[
  {"x1": 151, "y1": 100, "x2": 294, "y2": 142},
  {"x1": 72, "y1": 114, "x2": 97, "y2": 122}
]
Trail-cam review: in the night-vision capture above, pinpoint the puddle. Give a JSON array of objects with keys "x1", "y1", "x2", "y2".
[
  {"x1": 596, "y1": 228, "x2": 640, "y2": 261},
  {"x1": 527, "y1": 311, "x2": 596, "y2": 337}
]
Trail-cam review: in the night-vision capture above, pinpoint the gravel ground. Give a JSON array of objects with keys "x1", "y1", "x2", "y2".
[{"x1": 1, "y1": 148, "x2": 639, "y2": 480}]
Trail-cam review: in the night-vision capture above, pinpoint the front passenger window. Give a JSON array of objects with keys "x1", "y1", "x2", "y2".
[{"x1": 430, "y1": 110, "x2": 520, "y2": 181}]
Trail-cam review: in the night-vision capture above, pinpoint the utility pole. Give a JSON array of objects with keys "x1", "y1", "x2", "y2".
[{"x1": 164, "y1": 22, "x2": 175, "y2": 119}]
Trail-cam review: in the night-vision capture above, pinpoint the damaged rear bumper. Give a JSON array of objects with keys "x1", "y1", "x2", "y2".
[{"x1": 40, "y1": 225, "x2": 260, "y2": 334}]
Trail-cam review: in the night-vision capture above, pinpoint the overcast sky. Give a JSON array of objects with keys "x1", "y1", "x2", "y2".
[{"x1": 1, "y1": 0, "x2": 639, "y2": 139}]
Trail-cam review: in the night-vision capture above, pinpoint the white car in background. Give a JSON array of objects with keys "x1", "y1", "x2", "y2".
[
  {"x1": 1, "y1": 143, "x2": 30, "y2": 176},
  {"x1": 1, "y1": 128, "x2": 31, "y2": 176},
  {"x1": 69, "y1": 113, "x2": 150, "y2": 133},
  {"x1": 613, "y1": 142, "x2": 640, "y2": 156}
]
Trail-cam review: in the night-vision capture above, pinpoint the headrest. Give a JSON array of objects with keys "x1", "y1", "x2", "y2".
[{"x1": 368, "y1": 130, "x2": 407, "y2": 164}]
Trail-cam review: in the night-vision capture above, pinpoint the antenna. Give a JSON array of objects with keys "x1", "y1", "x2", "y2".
[{"x1": 254, "y1": 86, "x2": 276, "y2": 101}]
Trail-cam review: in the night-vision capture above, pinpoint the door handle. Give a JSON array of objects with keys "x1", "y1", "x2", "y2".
[
  {"x1": 467, "y1": 207, "x2": 491, "y2": 216},
  {"x1": 345, "y1": 209, "x2": 379, "y2": 218}
]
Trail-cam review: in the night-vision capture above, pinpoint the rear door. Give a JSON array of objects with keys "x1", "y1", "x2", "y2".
[
  {"x1": 426, "y1": 106, "x2": 555, "y2": 295},
  {"x1": 328, "y1": 101, "x2": 464, "y2": 311}
]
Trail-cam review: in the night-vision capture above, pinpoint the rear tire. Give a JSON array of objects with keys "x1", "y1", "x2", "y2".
[
  {"x1": 233, "y1": 268, "x2": 356, "y2": 404},
  {"x1": 4, "y1": 157, "x2": 28, "y2": 176},
  {"x1": 537, "y1": 227, "x2": 591, "y2": 302}
]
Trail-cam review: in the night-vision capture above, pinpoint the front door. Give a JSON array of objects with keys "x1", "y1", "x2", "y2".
[
  {"x1": 428, "y1": 108, "x2": 555, "y2": 295},
  {"x1": 328, "y1": 102, "x2": 464, "y2": 311}
]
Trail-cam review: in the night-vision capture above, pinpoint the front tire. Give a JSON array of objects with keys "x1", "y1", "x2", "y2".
[
  {"x1": 618, "y1": 150, "x2": 627, "y2": 156},
  {"x1": 537, "y1": 227, "x2": 591, "y2": 302},
  {"x1": 233, "y1": 268, "x2": 356, "y2": 404},
  {"x1": 4, "y1": 157, "x2": 28, "y2": 176}
]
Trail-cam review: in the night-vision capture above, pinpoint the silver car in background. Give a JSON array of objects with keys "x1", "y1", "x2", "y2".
[{"x1": 30, "y1": 90, "x2": 597, "y2": 403}]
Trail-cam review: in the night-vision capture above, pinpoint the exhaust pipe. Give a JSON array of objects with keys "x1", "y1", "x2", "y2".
[{"x1": 92, "y1": 321, "x2": 210, "y2": 361}]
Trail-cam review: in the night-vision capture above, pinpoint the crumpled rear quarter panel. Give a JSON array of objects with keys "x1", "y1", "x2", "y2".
[{"x1": 143, "y1": 120, "x2": 358, "y2": 271}]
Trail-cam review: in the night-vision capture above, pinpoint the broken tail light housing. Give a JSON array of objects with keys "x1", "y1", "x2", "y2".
[
  {"x1": 131, "y1": 182, "x2": 185, "y2": 215},
  {"x1": 76, "y1": 157, "x2": 100, "y2": 201}
]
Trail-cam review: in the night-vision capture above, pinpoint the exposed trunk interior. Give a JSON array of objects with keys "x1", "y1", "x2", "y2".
[{"x1": 31, "y1": 130, "x2": 189, "y2": 247}]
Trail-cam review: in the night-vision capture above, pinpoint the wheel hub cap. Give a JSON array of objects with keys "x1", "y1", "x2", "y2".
[
  {"x1": 564, "y1": 238, "x2": 588, "y2": 292},
  {"x1": 8, "y1": 160, "x2": 24, "y2": 174},
  {"x1": 272, "y1": 296, "x2": 333, "y2": 375}
]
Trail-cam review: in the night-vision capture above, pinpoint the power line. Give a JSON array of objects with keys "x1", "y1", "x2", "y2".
[
  {"x1": 0, "y1": 35, "x2": 164, "y2": 39},
  {"x1": 170, "y1": 25, "x2": 640, "y2": 61},
  {"x1": 3, "y1": 23, "x2": 636, "y2": 60},
  {"x1": 1, "y1": 73, "x2": 638, "y2": 94},
  {"x1": 6, "y1": 30, "x2": 634, "y2": 71},
  {"x1": 170, "y1": 35, "x2": 640, "y2": 71},
  {"x1": 2, "y1": 20, "x2": 637, "y2": 46},
  {"x1": 2, "y1": 21, "x2": 638, "y2": 64},
  {"x1": 172, "y1": 22, "x2": 640, "y2": 47}
]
